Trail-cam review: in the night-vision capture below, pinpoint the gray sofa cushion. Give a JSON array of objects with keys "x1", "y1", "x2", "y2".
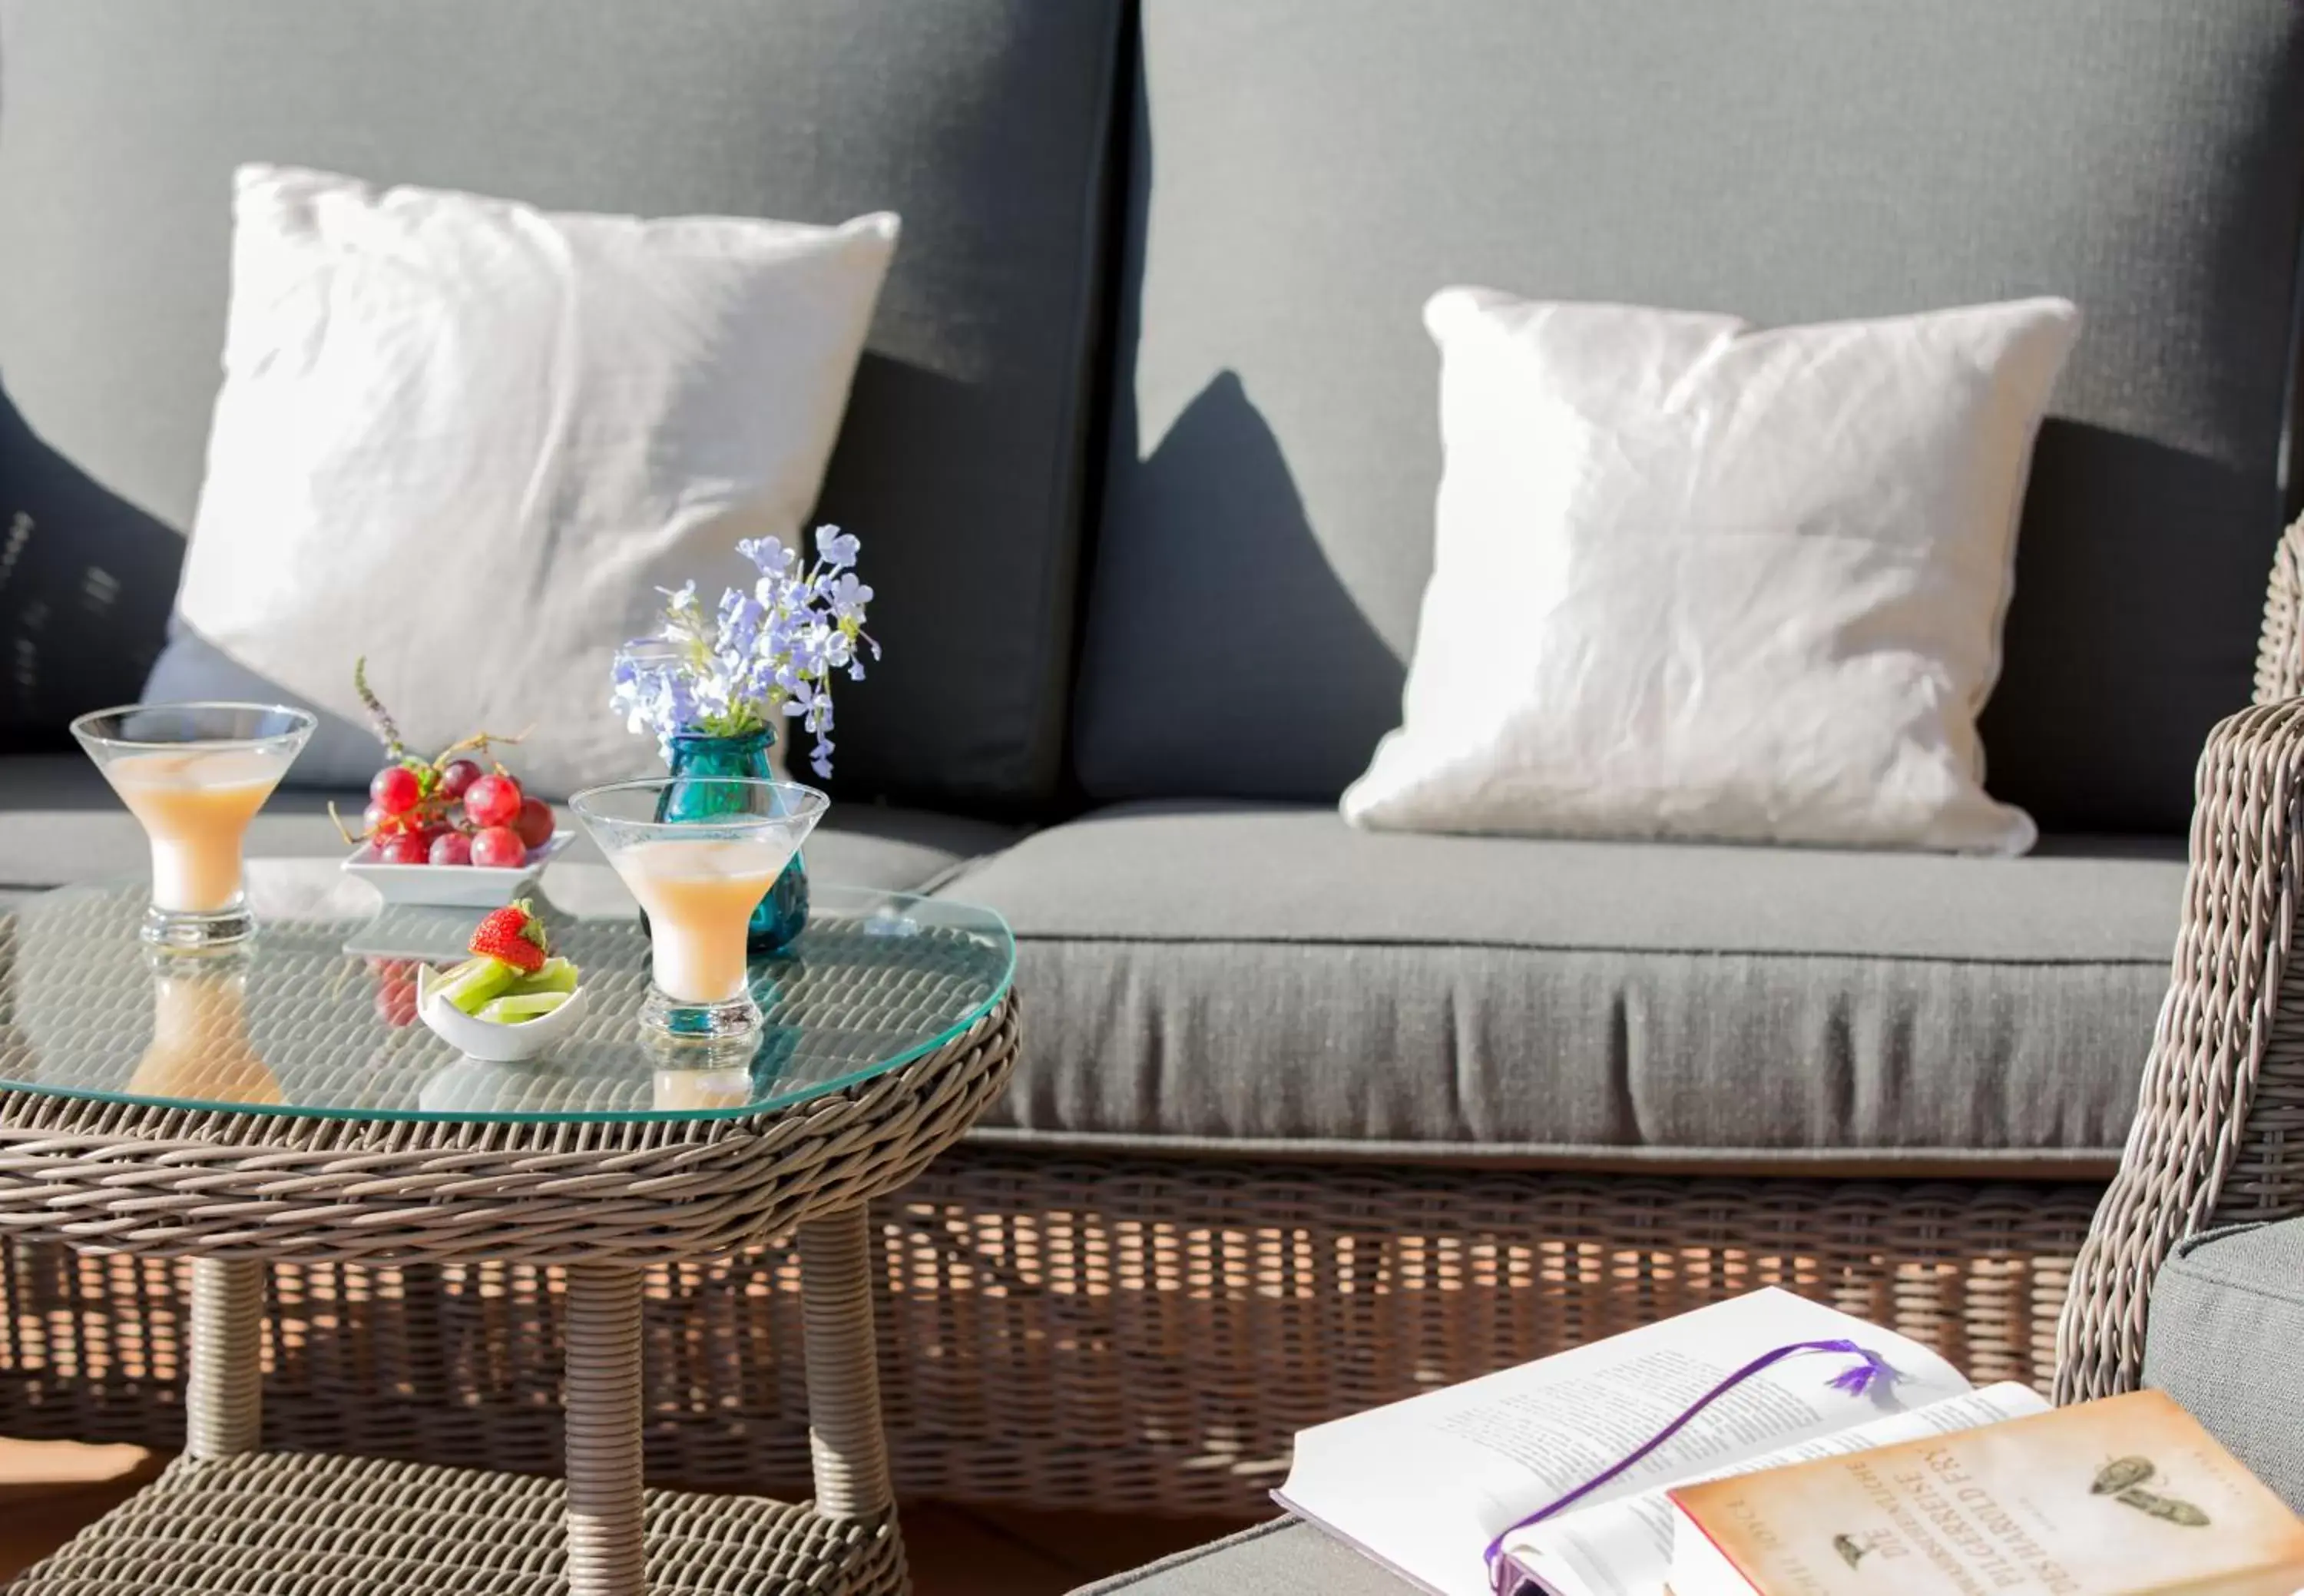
[
  {"x1": 1072, "y1": 1520, "x2": 1405, "y2": 1596},
  {"x1": 939, "y1": 803, "x2": 2183, "y2": 1168},
  {"x1": 2143, "y1": 1220, "x2": 2304, "y2": 1512},
  {"x1": 1075, "y1": 0, "x2": 2304, "y2": 834},
  {"x1": 0, "y1": 0, "x2": 1124, "y2": 814},
  {"x1": 0, "y1": 754, "x2": 1011, "y2": 894}
]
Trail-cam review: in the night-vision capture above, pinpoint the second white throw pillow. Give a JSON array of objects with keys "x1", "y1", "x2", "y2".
[
  {"x1": 1342, "y1": 289, "x2": 2081, "y2": 854},
  {"x1": 177, "y1": 165, "x2": 899, "y2": 796}
]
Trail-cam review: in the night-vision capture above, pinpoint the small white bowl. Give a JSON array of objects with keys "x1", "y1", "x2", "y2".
[
  {"x1": 417, "y1": 965, "x2": 589, "y2": 1063},
  {"x1": 344, "y1": 831, "x2": 573, "y2": 908}
]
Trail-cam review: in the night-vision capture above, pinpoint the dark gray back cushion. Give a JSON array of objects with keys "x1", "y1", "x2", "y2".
[
  {"x1": 1074, "y1": 0, "x2": 2304, "y2": 833},
  {"x1": 0, "y1": 0, "x2": 1123, "y2": 816}
]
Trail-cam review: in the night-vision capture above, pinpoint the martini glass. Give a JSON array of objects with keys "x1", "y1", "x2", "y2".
[
  {"x1": 571, "y1": 776, "x2": 828, "y2": 1042},
  {"x1": 71, "y1": 702, "x2": 315, "y2": 949}
]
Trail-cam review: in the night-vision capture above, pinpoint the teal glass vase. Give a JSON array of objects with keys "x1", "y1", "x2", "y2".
[{"x1": 654, "y1": 728, "x2": 809, "y2": 955}]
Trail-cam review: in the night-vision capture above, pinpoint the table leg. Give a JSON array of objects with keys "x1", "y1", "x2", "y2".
[
  {"x1": 566, "y1": 1265, "x2": 645, "y2": 1596},
  {"x1": 797, "y1": 1206, "x2": 895, "y2": 1522},
  {"x1": 185, "y1": 1257, "x2": 264, "y2": 1459}
]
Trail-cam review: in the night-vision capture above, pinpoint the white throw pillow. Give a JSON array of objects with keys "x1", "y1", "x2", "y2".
[
  {"x1": 176, "y1": 164, "x2": 899, "y2": 796},
  {"x1": 1341, "y1": 289, "x2": 2081, "y2": 854}
]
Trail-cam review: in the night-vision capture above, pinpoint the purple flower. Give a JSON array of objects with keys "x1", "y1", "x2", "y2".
[
  {"x1": 823, "y1": 572, "x2": 872, "y2": 624},
  {"x1": 815, "y1": 525, "x2": 861, "y2": 570},
  {"x1": 737, "y1": 535, "x2": 794, "y2": 575},
  {"x1": 611, "y1": 525, "x2": 876, "y2": 776}
]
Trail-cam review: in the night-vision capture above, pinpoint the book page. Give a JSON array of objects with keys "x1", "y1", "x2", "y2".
[
  {"x1": 1509, "y1": 1382, "x2": 2048, "y2": 1596},
  {"x1": 1276, "y1": 1290, "x2": 1973, "y2": 1596}
]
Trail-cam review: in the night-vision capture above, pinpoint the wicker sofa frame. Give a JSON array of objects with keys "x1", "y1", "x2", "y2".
[{"x1": 5, "y1": 534, "x2": 2297, "y2": 1517}]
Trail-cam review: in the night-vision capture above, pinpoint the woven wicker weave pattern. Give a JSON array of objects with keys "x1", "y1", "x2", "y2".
[
  {"x1": 0, "y1": 1451, "x2": 905, "y2": 1596},
  {"x1": 184, "y1": 1258, "x2": 263, "y2": 1459},
  {"x1": 4, "y1": 1151, "x2": 2100, "y2": 1518},
  {"x1": 566, "y1": 1267, "x2": 647, "y2": 1596}
]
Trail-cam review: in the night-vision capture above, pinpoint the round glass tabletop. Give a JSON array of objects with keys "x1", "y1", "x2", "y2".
[{"x1": 0, "y1": 862, "x2": 1014, "y2": 1124}]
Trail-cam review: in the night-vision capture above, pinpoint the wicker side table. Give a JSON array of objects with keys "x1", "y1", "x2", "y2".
[{"x1": 0, "y1": 876, "x2": 1018, "y2": 1596}]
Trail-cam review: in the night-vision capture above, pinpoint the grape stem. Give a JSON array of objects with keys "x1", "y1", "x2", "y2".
[
  {"x1": 432, "y1": 725, "x2": 535, "y2": 770},
  {"x1": 326, "y1": 800, "x2": 366, "y2": 846}
]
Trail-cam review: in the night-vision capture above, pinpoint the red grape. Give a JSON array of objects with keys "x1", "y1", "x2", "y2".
[
  {"x1": 371, "y1": 764, "x2": 422, "y2": 816},
  {"x1": 377, "y1": 832, "x2": 429, "y2": 866},
  {"x1": 514, "y1": 796, "x2": 556, "y2": 849},
  {"x1": 470, "y1": 826, "x2": 528, "y2": 869},
  {"x1": 464, "y1": 773, "x2": 523, "y2": 829},
  {"x1": 428, "y1": 831, "x2": 473, "y2": 866},
  {"x1": 439, "y1": 758, "x2": 483, "y2": 799},
  {"x1": 361, "y1": 801, "x2": 400, "y2": 839}
]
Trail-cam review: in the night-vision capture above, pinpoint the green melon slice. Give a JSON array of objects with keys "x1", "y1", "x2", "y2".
[
  {"x1": 477, "y1": 991, "x2": 571, "y2": 1025},
  {"x1": 508, "y1": 958, "x2": 580, "y2": 996}
]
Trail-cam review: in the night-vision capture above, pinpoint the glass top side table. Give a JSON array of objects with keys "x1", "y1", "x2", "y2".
[{"x1": 0, "y1": 865, "x2": 1019, "y2": 1596}]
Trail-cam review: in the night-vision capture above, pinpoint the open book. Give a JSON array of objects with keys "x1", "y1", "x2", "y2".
[{"x1": 1275, "y1": 1288, "x2": 2047, "y2": 1596}]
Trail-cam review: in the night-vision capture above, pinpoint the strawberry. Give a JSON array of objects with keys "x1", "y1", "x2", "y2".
[{"x1": 467, "y1": 899, "x2": 550, "y2": 975}]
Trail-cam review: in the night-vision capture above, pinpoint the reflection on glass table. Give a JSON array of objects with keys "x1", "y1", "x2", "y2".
[
  {"x1": 0, "y1": 862, "x2": 1014, "y2": 1123},
  {"x1": 128, "y1": 949, "x2": 281, "y2": 1105}
]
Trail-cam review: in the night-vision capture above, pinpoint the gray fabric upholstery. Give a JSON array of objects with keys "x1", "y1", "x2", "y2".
[
  {"x1": 1075, "y1": 0, "x2": 2304, "y2": 834},
  {"x1": 0, "y1": 753, "x2": 1011, "y2": 892},
  {"x1": 0, "y1": 0, "x2": 1124, "y2": 813},
  {"x1": 1071, "y1": 1520, "x2": 1406, "y2": 1596},
  {"x1": 2143, "y1": 1220, "x2": 2304, "y2": 1513},
  {"x1": 940, "y1": 804, "x2": 2183, "y2": 1167}
]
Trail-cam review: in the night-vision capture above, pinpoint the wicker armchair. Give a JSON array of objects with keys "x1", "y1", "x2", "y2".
[{"x1": 2055, "y1": 517, "x2": 2304, "y2": 1402}]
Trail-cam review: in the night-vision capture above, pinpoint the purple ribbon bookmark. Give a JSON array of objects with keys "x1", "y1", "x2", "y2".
[{"x1": 1481, "y1": 1338, "x2": 1902, "y2": 1596}]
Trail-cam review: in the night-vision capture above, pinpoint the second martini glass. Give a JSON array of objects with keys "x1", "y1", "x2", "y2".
[{"x1": 571, "y1": 776, "x2": 828, "y2": 1041}]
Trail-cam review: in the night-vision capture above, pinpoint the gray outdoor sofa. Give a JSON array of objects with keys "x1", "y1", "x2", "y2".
[{"x1": 4, "y1": 0, "x2": 2302, "y2": 1519}]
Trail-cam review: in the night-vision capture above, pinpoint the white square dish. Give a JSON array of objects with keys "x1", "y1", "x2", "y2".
[{"x1": 342, "y1": 831, "x2": 574, "y2": 908}]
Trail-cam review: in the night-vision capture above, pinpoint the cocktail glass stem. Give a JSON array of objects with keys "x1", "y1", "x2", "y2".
[
  {"x1": 144, "y1": 894, "x2": 254, "y2": 950},
  {"x1": 638, "y1": 982, "x2": 764, "y2": 1041}
]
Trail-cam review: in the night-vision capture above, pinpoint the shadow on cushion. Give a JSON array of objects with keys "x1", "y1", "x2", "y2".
[{"x1": 0, "y1": 385, "x2": 180, "y2": 748}]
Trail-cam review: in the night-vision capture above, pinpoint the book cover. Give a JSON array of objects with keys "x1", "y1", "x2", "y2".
[{"x1": 1668, "y1": 1389, "x2": 2304, "y2": 1596}]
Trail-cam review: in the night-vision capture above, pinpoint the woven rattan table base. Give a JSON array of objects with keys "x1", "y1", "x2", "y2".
[
  {"x1": 0, "y1": 944, "x2": 1017, "y2": 1594},
  {"x1": 0, "y1": 1451, "x2": 904, "y2": 1595}
]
